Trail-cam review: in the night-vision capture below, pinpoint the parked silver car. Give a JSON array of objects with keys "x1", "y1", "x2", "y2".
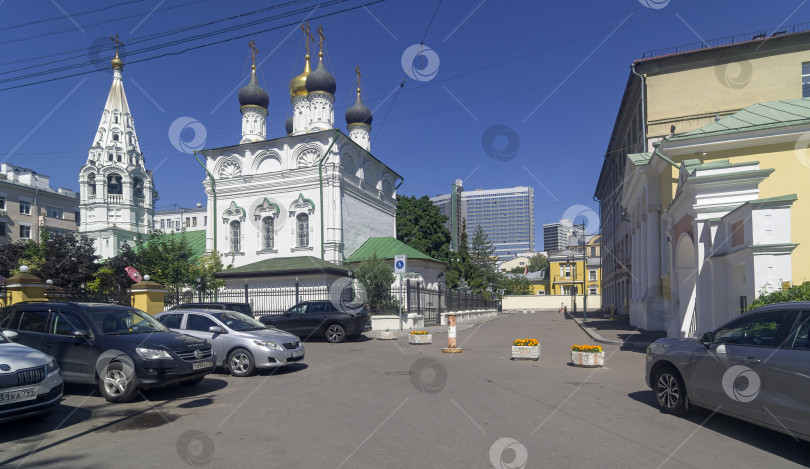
[
  {"x1": 645, "y1": 302, "x2": 810, "y2": 442},
  {"x1": 0, "y1": 330, "x2": 64, "y2": 422},
  {"x1": 155, "y1": 309, "x2": 304, "y2": 377}
]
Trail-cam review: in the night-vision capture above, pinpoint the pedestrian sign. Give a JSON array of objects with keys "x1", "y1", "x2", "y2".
[{"x1": 394, "y1": 255, "x2": 407, "y2": 273}]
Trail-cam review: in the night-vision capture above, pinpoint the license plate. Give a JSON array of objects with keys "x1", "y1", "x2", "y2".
[
  {"x1": 0, "y1": 386, "x2": 37, "y2": 404},
  {"x1": 192, "y1": 361, "x2": 213, "y2": 370},
  {"x1": 292, "y1": 350, "x2": 304, "y2": 359}
]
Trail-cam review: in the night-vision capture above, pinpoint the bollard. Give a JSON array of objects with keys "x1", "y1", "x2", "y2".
[{"x1": 442, "y1": 312, "x2": 462, "y2": 353}]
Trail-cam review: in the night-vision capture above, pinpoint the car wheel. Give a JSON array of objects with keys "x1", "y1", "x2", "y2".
[
  {"x1": 98, "y1": 361, "x2": 139, "y2": 403},
  {"x1": 180, "y1": 376, "x2": 205, "y2": 386},
  {"x1": 654, "y1": 366, "x2": 687, "y2": 414},
  {"x1": 325, "y1": 324, "x2": 346, "y2": 343},
  {"x1": 227, "y1": 348, "x2": 255, "y2": 377}
]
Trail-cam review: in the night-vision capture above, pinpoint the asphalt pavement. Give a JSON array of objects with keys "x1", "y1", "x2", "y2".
[{"x1": 1, "y1": 312, "x2": 808, "y2": 468}]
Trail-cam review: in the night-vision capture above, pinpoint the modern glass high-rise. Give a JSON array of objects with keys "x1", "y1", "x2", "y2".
[{"x1": 431, "y1": 182, "x2": 534, "y2": 259}]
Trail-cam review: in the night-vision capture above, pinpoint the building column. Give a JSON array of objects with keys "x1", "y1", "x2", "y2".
[
  {"x1": 646, "y1": 208, "x2": 662, "y2": 298},
  {"x1": 639, "y1": 215, "x2": 648, "y2": 301}
]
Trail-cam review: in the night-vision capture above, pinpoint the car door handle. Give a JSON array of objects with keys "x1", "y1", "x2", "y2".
[{"x1": 743, "y1": 357, "x2": 762, "y2": 364}]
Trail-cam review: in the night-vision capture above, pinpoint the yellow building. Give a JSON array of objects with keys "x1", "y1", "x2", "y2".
[
  {"x1": 545, "y1": 234, "x2": 601, "y2": 296},
  {"x1": 623, "y1": 97, "x2": 809, "y2": 337},
  {"x1": 595, "y1": 26, "x2": 810, "y2": 317}
]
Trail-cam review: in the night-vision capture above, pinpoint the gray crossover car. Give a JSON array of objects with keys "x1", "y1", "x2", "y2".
[
  {"x1": 155, "y1": 309, "x2": 304, "y2": 377},
  {"x1": 645, "y1": 302, "x2": 810, "y2": 442},
  {"x1": 0, "y1": 330, "x2": 63, "y2": 423}
]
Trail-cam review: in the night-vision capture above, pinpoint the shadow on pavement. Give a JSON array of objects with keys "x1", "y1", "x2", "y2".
[{"x1": 628, "y1": 391, "x2": 810, "y2": 465}]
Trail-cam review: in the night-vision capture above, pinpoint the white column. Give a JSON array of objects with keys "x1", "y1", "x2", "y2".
[
  {"x1": 639, "y1": 215, "x2": 648, "y2": 301},
  {"x1": 646, "y1": 208, "x2": 661, "y2": 298}
]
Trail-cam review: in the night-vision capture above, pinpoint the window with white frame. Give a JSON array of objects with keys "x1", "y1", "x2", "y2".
[
  {"x1": 19, "y1": 200, "x2": 30, "y2": 215},
  {"x1": 562, "y1": 286, "x2": 571, "y2": 295},
  {"x1": 19, "y1": 225, "x2": 31, "y2": 239},
  {"x1": 230, "y1": 220, "x2": 241, "y2": 253},
  {"x1": 803, "y1": 62, "x2": 810, "y2": 98},
  {"x1": 589, "y1": 287, "x2": 598, "y2": 295},
  {"x1": 297, "y1": 213, "x2": 309, "y2": 247},
  {"x1": 559, "y1": 265, "x2": 564, "y2": 277},
  {"x1": 589, "y1": 270, "x2": 597, "y2": 281},
  {"x1": 46, "y1": 206, "x2": 63, "y2": 219},
  {"x1": 262, "y1": 217, "x2": 274, "y2": 250},
  {"x1": 565, "y1": 264, "x2": 571, "y2": 277}
]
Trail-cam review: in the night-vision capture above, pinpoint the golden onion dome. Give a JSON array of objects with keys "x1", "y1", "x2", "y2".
[
  {"x1": 288, "y1": 54, "x2": 311, "y2": 98},
  {"x1": 111, "y1": 50, "x2": 123, "y2": 70}
]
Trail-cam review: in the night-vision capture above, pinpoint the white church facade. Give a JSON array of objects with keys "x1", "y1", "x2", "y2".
[
  {"x1": 199, "y1": 29, "x2": 401, "y2": 268},
  {"x1": 78, "y1": 47, "x2": 155, "y2": 259}
]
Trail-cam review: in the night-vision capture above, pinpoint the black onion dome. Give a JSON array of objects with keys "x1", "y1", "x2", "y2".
[
  {"x1": 238, "y1": 69, "x2": 269, "y2": 109},
  {"x1": 345, "y1": 91, "x2": 372, "y2": 126},
  {"x1": 305, "y1": 56, "x2": 336, "y2": 95},
  {"x1": 285, "y1": 116, "x2": 294, "y2": 134}
]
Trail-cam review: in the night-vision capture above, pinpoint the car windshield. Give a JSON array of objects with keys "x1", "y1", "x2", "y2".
[
  {"x1": 86, "y1": 308, "x2": 169, "y2": 335},
  {"x1": 212, "y1": 312, "x2": 266, "y2": 331}
]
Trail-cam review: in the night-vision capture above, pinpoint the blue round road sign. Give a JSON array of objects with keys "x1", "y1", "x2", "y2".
[{"x1": 396, "y1": 260, "x2": 404, "y2": 269}]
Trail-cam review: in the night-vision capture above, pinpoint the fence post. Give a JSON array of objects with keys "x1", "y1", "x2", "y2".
[
  {"x1": 295, "y1": 277, "x2": 300, "y2": 305},
  {"x1": 406, "y1": 280, "x2": 411, "y2": 316},
  {"x1": 416, "y1": 282, "x2": 421, "y2": 318},
  {"x1": 437, "y1": 284, "x2": 442, "y2": 318}
]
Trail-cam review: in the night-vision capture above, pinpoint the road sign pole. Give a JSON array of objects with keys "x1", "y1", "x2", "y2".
[
  {"x1": 399, "y1": 272, "x2": 403, "y2": 332},
  {"x1": 394, "y1": 255, "x2": 407, "y2": 332}
]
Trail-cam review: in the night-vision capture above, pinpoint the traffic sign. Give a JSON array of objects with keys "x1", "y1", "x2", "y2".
[{"x1": 394, "y1": 255, "x2": 407, "y2": 273}]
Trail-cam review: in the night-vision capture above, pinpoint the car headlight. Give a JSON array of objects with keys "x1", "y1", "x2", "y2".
[
  {"x1": 46, "y1": 359, "x2": 59, "y2": 374},
  {"x1": 136, "y1": 348, "x2": 172, "y2": 360},
  {"x1": 254, "y1": 340, "x2": 284, "y2": 351}
]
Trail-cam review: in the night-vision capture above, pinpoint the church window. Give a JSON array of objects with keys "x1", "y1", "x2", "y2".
[
  {"x1": 133, "y1": 177, "x2": 144, "y2": 199},
  {"x1": 107, "y1": 174, "x2": 123, "y2": 195},
  {"x1": 117, "y1": 154, "x2": 122, "y2": 163},
  {"x1": 114, "y1": 115, "x2": 119, "y2": 124},
  {"x1": 262, "y1": 217, "x2": 274, "y2": 250},
  {"x1": 296, "y1": 213, "x2": 309, "y2": 247},
  {"x1": 108, "y1": 153, "x2": 113, "y2": 161},
  {"x1": 113, "y1": 133, "x2": 119, "y2": 141},
  {"x1": 230, "y1": 221, "x2": 241, "y2": 253}
]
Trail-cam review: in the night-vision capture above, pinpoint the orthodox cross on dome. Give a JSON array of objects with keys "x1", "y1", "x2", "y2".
[
  {"x1": 110, "y1": 33, "x2": 123, "y2": 53},
  {"x1": 301, "y1": 22, "x2": 314, "y2": 56},
  {"x1": 355, "y1": 65, "x2": 361, "y2": 91},
  {"x1": 248, "y1": 39, "x2": 259, "y2": 68},
  {"x1": 317, "y1": 25, "x2": 325, "y2": 54}
]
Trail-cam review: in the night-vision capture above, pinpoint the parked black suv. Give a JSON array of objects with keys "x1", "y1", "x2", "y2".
[
  {"x1": 170, "y1": 302, "x2": 253, "y2": 316},
  {"x1": 0, "y1": 302, "x2": 215, "y2": 403},
  {"x1": 259, "y1": 300, "x2": 371, "y2": 343}
]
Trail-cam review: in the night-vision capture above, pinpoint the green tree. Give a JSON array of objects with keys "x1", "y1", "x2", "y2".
[
  {"x1": 749, "y1": 281, "x2": 810, "y2": 310},
  {"x1": 396, "y1": 195, "x2": 452, "y2": 262},
  {"x1": 501, "y1": 275, "x2": 533, "y2": 295},
  {"x1": 0, "y1": 242, "x2": 27, "y2": 278},
  {"x1": 354, "y1": 254, "x2": 396, "y2": 313},
  {"x1": 508, "y1": 266, "x2": 527, "y2": 274},
  {"x1": 469, "y1": 224, "x2": 502, "y2": 296},
  {"x1": 528, "y1": 253, "x2": 549, "y2": 273},
  {"x1": 132, "y1": 232, "x2": 197, "y2": 299},
  {"x1": 190, "y1": 251, "x2": 227, "y2": 293}
]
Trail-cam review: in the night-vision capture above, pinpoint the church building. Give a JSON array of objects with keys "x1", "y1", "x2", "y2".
[
  {"x1": 78, "y1": 45, "x2": 155, "y2": 259},
  {"x1": 199, "y1": 27, "x2": 401, "y2": 268}
]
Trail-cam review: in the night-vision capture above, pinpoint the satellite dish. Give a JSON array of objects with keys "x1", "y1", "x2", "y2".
[{"x1": 125, "y1": 266, "x2": 143, "y2": 283}]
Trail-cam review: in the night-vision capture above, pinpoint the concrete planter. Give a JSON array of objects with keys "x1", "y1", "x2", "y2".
[
  {"x1": 511, "y1": 345, "x2": 541, "y2": 360},
  {"x1": 408, "y1": 334, "x2": 432, "y2": 345},
  {"x1": 570, "y1": 351, "x2": 605, "y2": 367},
  {"x1": 377, "y1": 330, "x2": 398, "y2": 340}
]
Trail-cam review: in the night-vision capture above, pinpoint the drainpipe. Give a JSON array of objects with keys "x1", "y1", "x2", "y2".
[
  {"x1": 318, "y1": 129, "x2": 341, "y2": 260},
  {"x1": 651, "y1": 141, "x2": 679, "y2": 169},
  {"x1": 193, "y1": 152, "x2": 216, "y2": 252},
  {"x1": 630, "y1": 63, "x2": 647, "y2": 151}
]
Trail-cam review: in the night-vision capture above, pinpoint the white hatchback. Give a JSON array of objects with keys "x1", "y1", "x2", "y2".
[{"x1": 0, "y1": 330, "x2": 63, "y2": 423}]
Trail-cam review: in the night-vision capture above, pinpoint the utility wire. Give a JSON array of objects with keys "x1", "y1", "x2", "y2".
[{"x1": 0, "y1": 0, "x2": 146, "y2": 31}]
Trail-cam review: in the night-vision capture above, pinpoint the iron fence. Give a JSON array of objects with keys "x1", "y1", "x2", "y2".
[
  {"x1": 44, "y1": 288, "x2": 131, "y2": 306},
  {"x1": 165, "y1": 281, "x2": 498, "y2": 326}
]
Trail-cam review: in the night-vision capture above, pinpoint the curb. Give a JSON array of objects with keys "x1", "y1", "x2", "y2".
[{"x1": 565, "y1": 312, "x2": 653, "y2": 351}]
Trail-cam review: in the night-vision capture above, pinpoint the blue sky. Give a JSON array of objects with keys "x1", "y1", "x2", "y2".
[{"x1": 1, "y1": 0, "x2": 806, "y2": 250}]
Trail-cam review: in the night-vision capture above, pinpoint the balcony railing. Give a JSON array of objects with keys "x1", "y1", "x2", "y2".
[
  {"x1": 107, "y1": 195, "x2": 123, "y2": 204},
  {"x1": 134, "y1": 197, "x2": 145, "y2": 207}
]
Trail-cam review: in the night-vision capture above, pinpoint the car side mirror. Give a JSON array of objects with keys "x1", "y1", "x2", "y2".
[
  {"x1": 699, "y1": 331, "x2": 714, "y2": 345},
  {"x1": 208, "y1": 326, "x2": 226, "y2": 334},
  {"x1": 2, "y1": 330, "x2": 18, "y2": 340},
  {"x1": 72, "y1": 329, "x2": 92, "y2": 339}
]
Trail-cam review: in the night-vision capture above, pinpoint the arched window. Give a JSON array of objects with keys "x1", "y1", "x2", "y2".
[
  {"x1": 114, "y1": 115, "x2": 119, "y2": 124},
  {"x1": 296, "y1": 213, "x2": 309, "y2": 247},
  {"x1": 230, "y1": 221, "x2": 241, "y2": 253},
  {"x1": 262, "y1": 217, "x2": 274, "y2": 250},
  {"x1": 112, "y1": 133, "x2": 119, "y2": 141},
  {"x1": 87, "y1": 174, "x2": 96, "y2": 195},
  {"x1": 133, "y1": 177, "x2": 144, "y2": 199},
  {"x1": 108, "y1": 153, "x2": 113, "y2": 161},
  {"x1": 107, "y1": 174, "x2": 122, "y2": 195}
]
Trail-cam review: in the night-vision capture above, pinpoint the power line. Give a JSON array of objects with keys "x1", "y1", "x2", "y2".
[
  {"x1": 0, "y1": 0, "x2": 387, "y2": 92},
  {"x1": 0, "y1": 0, "x2": 146, "y2": 32}
]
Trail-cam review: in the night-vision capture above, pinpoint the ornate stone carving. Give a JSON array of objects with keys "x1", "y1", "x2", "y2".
[
  {"x1": 288, "y1": 193, "x2": 315, "y2": 216},
  {"x1": 297, "y1": 148, "x2": 320, "y2": 168},
  {"x1": 220, "y1": 159, "x2": 242, "y2": 178}
]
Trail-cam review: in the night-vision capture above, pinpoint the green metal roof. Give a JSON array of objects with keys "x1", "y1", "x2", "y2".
[
  {"x1": 215, "y1": 256, "x2": 349, "y2": 278},
  {"x1": 344, "y1": 237, "x2": 443, "y2": 264},
  {"x1": 672, "y1": 97, "x2": 810, "y2": 141},
  {"x1": 135, "y1": 230, "x2": 207, "y2": 261},
  {"x1": 627, "y1": 152, "x2": 652, "y2": 165}
]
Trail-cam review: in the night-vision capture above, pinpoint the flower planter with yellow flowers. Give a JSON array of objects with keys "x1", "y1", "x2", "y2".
[
  {"x1": 408, "y1": 331, "x2": 432, "y2": 344},
  {"x1": 511, "y1": 338, "x2": 540, "y2": 360},
  {"x1": 570, "y1": 345, "x2": 605, "y2": 367}
]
